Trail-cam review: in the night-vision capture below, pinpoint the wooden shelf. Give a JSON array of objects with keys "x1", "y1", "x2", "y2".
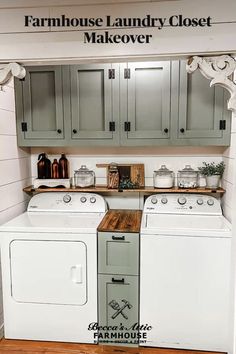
[{"x1": 23, "y1": 185, "x2": 226, "y2": 195}]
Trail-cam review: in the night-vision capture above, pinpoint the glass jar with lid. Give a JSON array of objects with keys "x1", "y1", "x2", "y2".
[
  {"x1": 74, "y1": 165, "x2": 95, "y2": 188},
  {"x1": 177, "y1": 165, "x2": 198, "y2": 189},
  {"x1": 107, "y1": 163, "x2": 119, "y2": 189},
  {"x1": 153, "y1": 165, "x2": 174, "y2": 188}
]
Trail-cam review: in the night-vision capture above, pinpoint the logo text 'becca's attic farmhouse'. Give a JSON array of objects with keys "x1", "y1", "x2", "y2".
[{"x1": 24, "y1": 14, "x2": 212, "y2": 44}]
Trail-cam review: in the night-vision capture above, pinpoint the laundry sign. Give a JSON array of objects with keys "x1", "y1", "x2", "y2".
[{"x1": 24, "y1": 14, "x2": 212, "y2": 44}]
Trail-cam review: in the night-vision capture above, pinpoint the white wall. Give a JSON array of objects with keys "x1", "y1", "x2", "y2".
[
  {"x1": 222, "y1": 117, "x2": 236, "y2": 222},
  {"x1": 0, "y1": 79, "x2": 31, "y2": 336},
  {"x1": 0, "y1": 0, "x2": 235, "y2": 63},
  {"x1": 221, "y1": 113, "x2": 236, "y2": 354},
  {"x1": 31, "y1": 147, "x2": 224, "y2": 209},
  {"x1": 31, "y1": 148, "x2": 224, "y2": 187}
]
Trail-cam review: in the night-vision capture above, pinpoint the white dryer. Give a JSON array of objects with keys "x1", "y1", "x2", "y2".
[
  {"x1": 140, "y1": 194, "x2": 232, "y2": 352},
  {"x1": 0, "y1": 192, "x2": 107, "y2": 343}
]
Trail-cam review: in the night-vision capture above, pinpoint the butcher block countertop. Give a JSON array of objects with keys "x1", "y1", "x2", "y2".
[{"x1": 98, "y1": 209, "x2": 142, "y2": 233}]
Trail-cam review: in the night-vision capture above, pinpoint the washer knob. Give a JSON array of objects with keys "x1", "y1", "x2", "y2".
[
  {"x1": 207, "y1": 199, "x2": 214, "y2": 206},
  {"x1": 178, "y1": 197, "x2": 187, "y2": 205},
  {"x1": 90, "y1": 196, "x2": 96, "y2": 204},
  {"x1": 80, "y1": 196, "x2": 87, "y2": 203},
  {"x1": 151, "y1": 197, "x2": 158, "y2": 204},
  {"x1": 197, "y1": 199, "x2": 204, "y2": 205},
  {"x1": 63, "y1": 194, "x2": 71, "y2": 203},
  {"x1": 161, "y1": 197, "x2": 168, "y2": 204}
]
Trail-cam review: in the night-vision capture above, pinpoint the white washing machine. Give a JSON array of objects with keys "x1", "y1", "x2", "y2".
[
  {"x1": 0, "y1": 192, "x2": 107, "y2": 343},
  {"x1": 140, "y1": 194, "x2": 231, "y2": 352}
]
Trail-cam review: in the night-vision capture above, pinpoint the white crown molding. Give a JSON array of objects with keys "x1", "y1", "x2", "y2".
[
  {"x1": 0, "y1": 63, "x2": 26, "y2": 87},
  {"x1": 186, "y1": 55, "x2": 236, "y2": 113}
]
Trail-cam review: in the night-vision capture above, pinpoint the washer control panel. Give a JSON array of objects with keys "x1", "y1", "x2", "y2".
[
  {"x1": 145, "y1": 194, "x2": 221, "y2": 215},
  {"x1": 28, "y1": 192, "x2": 107, "y2": 213}
]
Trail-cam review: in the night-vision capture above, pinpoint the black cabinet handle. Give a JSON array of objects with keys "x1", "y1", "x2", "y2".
[
  {"x1": 164, "y1": 128, "x2": 169, "y2": 133},
  {"x1": 72, "y1": 129, "x2": 77, "y2": 134},
  {"x1": 112, "y1": 278, "x2": 125, "y2": 283},
  {"x1": 112, "y1": 235, "x2": 125, "y2": 241},
  {"x1": 124, "y1": 122, "x2": 131, "y2": 132},
  {"x1": 57, "y1": 129, "x2": 62, "y2": 134},
  {"x1": 180, "y1": 128, "x2": 185, "y2": 133},
  {"x1": 109, "y1": 122, "x2": 115, "y2": 132}
]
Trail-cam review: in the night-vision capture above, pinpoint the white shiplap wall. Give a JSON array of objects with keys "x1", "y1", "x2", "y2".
[
  {"x1": 31, "y1": 151, "x2": 224, "y2": 187},
  {"x1": 0, "y1": 0, "x2": 236, "y2": 63},
  {"x1": 222, "y1": 115, "x2": 236, "y2": 223},
  {"x1": 0, "y1": 79, "x2": 31, "y2": 336},
  {"x1": 222, "y1": 113, "x2": 236, "y2": 354},
  {"x1": 31, "y1": 148, "x2": 224, "y2": 209}
]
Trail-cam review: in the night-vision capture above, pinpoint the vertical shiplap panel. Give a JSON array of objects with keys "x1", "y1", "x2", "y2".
[
  {"x1": 31, "y1": 153, "x2": 223, "y2": 187},
  {"x1": 222, "y1": 110, "x2": 236, "y2": 354},
  {"x1": 0, "y1": 82, "x2": 31, "y2": 336}
]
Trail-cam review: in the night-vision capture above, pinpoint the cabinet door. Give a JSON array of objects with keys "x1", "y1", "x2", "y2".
[
  {"x1": 16, "y1": 66, "x2": 64, "y2": 142},
  {"x1": 177, "y1": 61, "x2": 231, "y2": 144},
  {"x1": 120, "y1": 62, "x2": 171, "y2": 146},
  {"x1": 69, "y1": 64, "x2": 119, "y2": 145},
  {"x1": 98, "y1": 274, "x2": 139, "y2": 345},
  {"x1": 98, "y1": 232, "x2": 139, "y2": 275}
]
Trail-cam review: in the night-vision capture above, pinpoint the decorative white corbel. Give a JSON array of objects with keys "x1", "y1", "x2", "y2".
[
  {"x1": 186, "y1": 55, "x2": 236, "y2": 113},
  {"x1": 0, "y1": 63, "x2": 26, "y2": 88}
]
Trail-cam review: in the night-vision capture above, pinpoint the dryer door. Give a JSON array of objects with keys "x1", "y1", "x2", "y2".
[{"x1": 10, "y1": 240, "x2": 87, "y2": 305}]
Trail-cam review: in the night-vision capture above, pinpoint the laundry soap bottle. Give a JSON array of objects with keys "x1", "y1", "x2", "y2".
[
  {"x1": 59, "y1": 153, "x2": 69, "y2": 179},
  {"x1": 37, "y1": 153, "x2": 51, "y2": 179}
]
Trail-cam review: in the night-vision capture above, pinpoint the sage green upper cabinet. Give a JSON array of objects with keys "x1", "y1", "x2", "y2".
[
  {"x1": 120, "y1": 61, "x2": 172, "y2": 146},
  {"x1": 15, "y1": 62, "x2": 231, "y2": 147},
  {"x1": 15, "y1": 66, "x2": 65, "y2": 146},
  {"x1": 67, "y1": 64, "x2": 119, "y2": 146},
  {"x1": 174, "y1": 61, "x2": 231, "y2": 145}
]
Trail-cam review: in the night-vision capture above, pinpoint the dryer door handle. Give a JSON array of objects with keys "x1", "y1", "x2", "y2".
[{"x1": 70, "y1": 265, "x2": 83, "y2": 284}]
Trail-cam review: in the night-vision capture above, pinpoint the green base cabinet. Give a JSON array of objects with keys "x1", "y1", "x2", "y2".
[
  {"x1": 98, "y1": 274, "x2": 139, "y2": 346},
  {"x1": 98, "y1": 231, "x2": 140, "y2": 346},
  {"x1": 98, "y1": 232, "x2": 139, "y2": 275}
]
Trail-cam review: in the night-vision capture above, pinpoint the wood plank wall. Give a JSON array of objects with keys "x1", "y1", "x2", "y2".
[
  {"x1": 0, "y1": 79, "x2": 32, "y2": 335},
  {"x1": 222, "y1": 114, "x2": 236, "y2": 222}
]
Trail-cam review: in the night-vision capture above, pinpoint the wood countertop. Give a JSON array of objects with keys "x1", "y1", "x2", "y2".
[{"x1": 98, "y1": 209, "x2": 142, "y2": 233}]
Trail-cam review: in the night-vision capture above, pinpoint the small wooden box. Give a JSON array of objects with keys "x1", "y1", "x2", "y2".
[{"x1": 96, "y1": 163, "x2": 145, "y2": 188}]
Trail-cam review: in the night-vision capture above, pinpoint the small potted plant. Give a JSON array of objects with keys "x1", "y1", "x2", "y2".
[{"x1": 198, "y1": 161, "x2": 225, "y2": 189}]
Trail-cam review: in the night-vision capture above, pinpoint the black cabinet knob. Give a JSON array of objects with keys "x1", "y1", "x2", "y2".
[
  {"x1": 180, "y1": 128, "x2": 185, "y2": 133},
  {"x1": 57, "y1": 129, "x2": 62, "y2": 134},
  {"x1": 164, "y1": 128, "x2": 169, "y2": 133},
  {"x1": 72, "y1": 129, "x2": 77, "y2": 134}
]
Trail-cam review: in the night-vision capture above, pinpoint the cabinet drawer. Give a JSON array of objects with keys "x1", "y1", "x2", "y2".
[
  {"x1": 98, "y1": 232, "x2": 139, "y2": 275},
  {"x1": 98, "y1": 274, "x2": 139, "y2": 345}
]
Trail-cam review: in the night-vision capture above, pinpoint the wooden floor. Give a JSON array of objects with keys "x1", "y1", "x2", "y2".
[{"x1": 0, "y1": 339, "x2": 224, "y2": 354}]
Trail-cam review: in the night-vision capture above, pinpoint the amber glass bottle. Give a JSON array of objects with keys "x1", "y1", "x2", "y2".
[
  {"x1": 52, "y1": 159, "x2": 59, "y2": 179},
  {"x1": 37, "y1": 153, "x2": 51, "y2": 179},
  {"x1": 59, "y1": 154, "x2": 69, "y2": 179}
]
